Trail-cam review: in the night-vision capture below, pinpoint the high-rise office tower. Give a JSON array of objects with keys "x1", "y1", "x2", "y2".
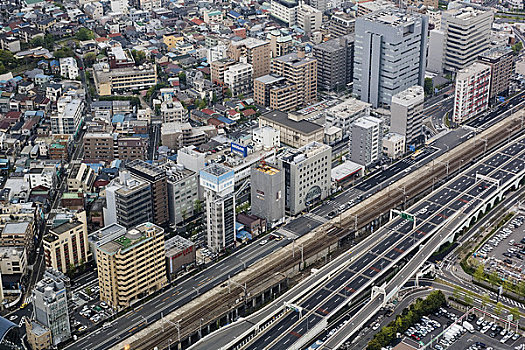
[{"x1": 353, "y1": 9, "x2": 428, "y2": 108}]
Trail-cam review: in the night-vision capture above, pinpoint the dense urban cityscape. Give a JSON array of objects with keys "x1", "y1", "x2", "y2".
[{"x1": 0, "y1": 0, "x2": 523, "y2": 349}]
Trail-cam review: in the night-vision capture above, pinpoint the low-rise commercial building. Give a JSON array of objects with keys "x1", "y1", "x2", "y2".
[
  {"x1": 382, "y1": 132, "x2": 405, "y2": 159},
  {"x1": 259, "y1": 110, "x2": 324, "y2": 148},
  {"x1": 165, "y1": 235, "x2": 195, "y2": 280},
  {"x1": 93, "y1": 64, "x2": 157, "y2": 96},
  {"x1": 0, "y1": 246, "x2": 27, "y2": 276},
  {"x1": 250, "y1": 163, "x2": 285, "y2": 225},
  {"x1": 325, "y1": 97, "x2": 370, "y2": 136}
]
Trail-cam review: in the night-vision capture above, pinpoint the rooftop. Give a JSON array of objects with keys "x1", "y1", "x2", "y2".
[
  {"x1": 261, "y1": 110, "x2": 323, "y2": 135},
  {"x1": 165, "y1": 235, "x2": 194, "y2": 256},
  {"x1": 254, "y1": 163, "x2": 280, "y2": 175},
  {"x1": 98, "y1": 222, "x2": 163, "y2": 255}
]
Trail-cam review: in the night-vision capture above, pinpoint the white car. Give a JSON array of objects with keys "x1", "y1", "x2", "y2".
[{"x1": 259, "y1": 240, "x2": 268, "y2": 246}]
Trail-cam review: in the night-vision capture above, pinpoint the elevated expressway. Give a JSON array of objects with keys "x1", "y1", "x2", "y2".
[
  {"x1": 233, "y1": 132, "x2": 525, "y2": 350},
  {"x1": 114, "y1": 110, "x2": 525, "y2": 350}
]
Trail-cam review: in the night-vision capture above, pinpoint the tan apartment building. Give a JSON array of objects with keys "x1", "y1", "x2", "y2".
[
  {"x1": 254, "y1": 74, "x2": 299, "y2": 112},
  {"x1": 93, "y1": 64, "x2": 157, "y2": 96},
  {"x1": 227, "y1": 38, "x2": 271, "y2": 78},
  {"x1": 211, "y1": 59, "x2": 237, "y2": 85},
  {"x1": 260, "y1": 110, "x2": 324, "y2": 148},
  {"x1": 1, "y1": 221, "x2": 34, "y2": 252},
  {"x1": 96, "y1": 222, "x2": 167, "y2": 310},
  {"x1": 477, "y1": 47, "x2": 513, "y2": 102},
  {"x1": 272, "y1": 51, "x2": 317, "y2": 107},
  {"x1": 43, "y1": 211, "x2": 89, "y2": 274},
  {"x1": 67, "y1": 162, "x2": 95, "y2": 192}
]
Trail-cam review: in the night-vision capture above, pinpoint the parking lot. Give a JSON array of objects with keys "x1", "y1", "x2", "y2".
[
  {"x1": 69, "y1": 284, "x2": 114, "y2": 335},
  {"x1": 389, "y1": 305, "x2": 525, "y2": 350},
  {"x1": 475, "y1": 213, "x2": 525, "y2": 284}
]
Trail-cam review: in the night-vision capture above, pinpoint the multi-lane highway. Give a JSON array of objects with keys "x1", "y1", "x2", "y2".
[
  {"x1": 242, "y1": 135, "x2": 525, "y2": 350},
  {"x1": 66, "y1": 238, "x2": 288, "y2": 350}
]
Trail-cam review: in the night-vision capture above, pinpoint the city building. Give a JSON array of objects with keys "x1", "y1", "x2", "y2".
[
  {"x1": 224, "y1": 63, "x2": 253, "y2": 97},
  {"x1": 390, "y1": 85, "x2": 425, "y2": 147},
  {"x1": 103, "y1": 171, "x2": 153, "y2": 228},
  {"x1": 26, "y1": 318, "x2": 52, "y2": 350},
  {"x1": 439, "y1": 5, "x2": 493, "y2": 73},
  {"x1": 254, "y1": 74, "x2": 287, "y2": 107},
  {"x1": 164, "y1": 164, "x2": 198, "y2": 225},
  {"x1": 93, "y1": 63, "x2": 157, "y2": 95},
  {"x1": 279, "y1": 142, "x2": 332, "y2": 215},
  {"x1": 382, "y1": 132, "x2": 406, "y2": 159},
  {"x1": 67, "y1": 162, "x2": 95, "y2": 192},
  {"x1": 270, "y1": 0, "x2": 298, "y2": 26},
  {"x1": 160, "y1": 122, "x2": 217, "y2": 150},
  {"x1": 330, "y1": 12, "x2": 356, "y2": 37},
  {"x1": 211, "y1": 59, "x2": 237, "y2": 85},
  {"x1": 452, "y1": 62, "x2": 491, "y2": 123},
  {"x1": 313, "y1": 35, "x2": 354, "y2": 92},
  {"x1": 83, "y1": 133, "x2": 147, "y2": 162},
  {"x1": 51, "y1": 97, "x2": 84, "y2": 135},
  {"x1": 161, "y1": 100, "x2": 186, "y2": 123},
  {"x1": 349, "y1": 116, "x2": 384, "y2": 167},
  {"x1": 177, "y1": 146, "x2": 207, "y2": 173},
  {"x1": 325, "y1": 97, "x2": 371, "y2": 136},
  {"x1": 357, "y1": 0, "x2": 395, "y2": 17},
  {"x1": 0, "y1": 246, "x2": 27, "y2": 276},
  {"x1": 269, "y1": 30, "x2": 293, "y2": 58},
  {"x1": 96, "y1": 222, "x2": 167, "y2": 310},
  {"x1": 477, "y1": 47, "x2": 514, "y2": 101},
  {"x1": 260, "y1": 110, "x2": 324, "y2": 148},
  {"x1": 25, "y1": 166, "x2": 57, "y2": 189},
  {"x1": 127, "y1": 160, "x2": 169, "y2": 227},
  {"x1": 227, "y1": 38, "x2": 271, "y2": 78},
  {"x1": 252, "y1": 126, "x2": 281, "y2": 151},
  {"x1": 165, "y1": 235, "x2": 195, "y2": 280},
  {"x1": 250, "y1": 163, "x2": 285, "y2": 225},
  {"x1": 44, "y1": 211, "x2": 89, "y2": 274},
  {"x1": 353, "y1": 9, "x2": 428, "y2": 108},
  {"x1": 272, "y1": 51, "x2": 317, "y2": 107},
  {"x1": 1, "y1": 221, "x2": 34, "y2": 252},
  {"x1": 200, "y1": 164, "x2": 236, "y2": 253},
  {"x1": 31, "y1": 269, "x2": 71, "y2": 346},
  {"x1": 59, "y1": 57, "x2": 78, "y2": 80},
  {"x1": 296, "y1": 3, "x2": 322, "y2": 34}
]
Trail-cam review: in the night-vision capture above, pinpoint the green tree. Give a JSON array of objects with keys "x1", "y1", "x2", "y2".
[
  {"x1": 178, "y1": 72, "x2": 186, "y2": 85},
  {"x1": 194, "y1": 199, "x2": 203, "y2": 213},
  {"x1": 494, "y1": 302, "x2": 503, "y2": 316},
  {"x1": 510, "y1": 307, "x2": 520, "y2": 322},
  {"x1": 29, "y1": 36, "x2": 44, "y2": 47},
  {"x1": 473, "y1": 264, "x2": 485, "y2": 282},
  {"x1": 43, "y1": 34, "x2": 55, "y2": 50},
  {"x1": 54, "y1": 47, "x2": 74, "y2": 59},
  {"x1": 225, "y1": 88, "x2": 232, "y2": 98},
  {"x1": 424, "y1": 77, "x2": 434, "y2": 96},
  {"x1": 481, "y1": 293, "x2": 490, "y2": 310},
  {"x1": 83, "y1": 52, "x2": 97, "y2": 67},
  {"x1": 76, "y1": 28, "x2": 95, "y2": 41},
  {"x1": 518, "y1": 281, "x2": 525, "y2": 299},
  {"x1": 489, "y1": 271, "x2": 501, "y2": 287},
  {"x1": 131, "y1": 49, "x2": 147, "y2": 65},
  {"x1": 512, "y1": 41, "x2": 523, "y2": 55}
]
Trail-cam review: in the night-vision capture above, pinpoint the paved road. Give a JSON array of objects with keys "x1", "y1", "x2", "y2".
[{"x1": 66, "y1": 238, "x2": 288, "y2": 350}]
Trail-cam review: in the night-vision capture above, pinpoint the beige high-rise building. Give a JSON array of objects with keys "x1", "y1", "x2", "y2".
[
  {"x1": 43, "y1": 211, "x2": 89, "y2": 274},
  {"x1": 272, "y1": 51, "x2": 317, "y2": 107},
  {"x1": 227, "y1": 38, "x2": 271, "y2": 78},
  {"x1": 96, "y1": 222, "x2": 167, "y2": 310}
]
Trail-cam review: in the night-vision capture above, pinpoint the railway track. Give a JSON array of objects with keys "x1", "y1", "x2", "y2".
[{"x1": 129, "y1": 111, "x2": 525, "y2": 350}]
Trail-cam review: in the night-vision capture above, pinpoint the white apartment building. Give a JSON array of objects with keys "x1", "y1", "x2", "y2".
[
  {"x1": 59, "y1": 57, "x2": 79, "y2": 80},
  {"x1": 390, "y1": 85, "x2": 425, "y2": 147},
  {"x1": 207, "y1": 44, "x2": 228, "y2": 63},
  {"x1": 110, "y1": 0, "x2": 128, "y2": 14},
  {"x1": 382, "y1": 132, "x2": 405, "y2": 159},
  {"x1": 224, "y1": 63, "x2": 253, "y2": 97},
  {"x1": 161, "y1": 100, "x2": 186, "y2": 123},
  {"x1": 270, "y1": 0, "x2": 298, "y2": 25},
  {"x1": 25, "y1": 166, "x2": 57, "y2": 189},
  {"x1": 252, "y1": 126, "x2": 280, "y2": 151},
  {"x1": 453, "y1": 62, "x2": 491, "y2": 123},
  {"x1": 349, "y1": 116, "x2": 383, "y2": 167},
  {"x1": 51, "y1": 96, "x2": 84, "y2": 135}
]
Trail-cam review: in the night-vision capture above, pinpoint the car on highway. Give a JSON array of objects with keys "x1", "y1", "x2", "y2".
[
  {"x1": 8, "y1": 315, "x2": 17, "y2": 321},
  {"x1": 259, "y1": 240, "x2": 268, "y2": 246}
]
